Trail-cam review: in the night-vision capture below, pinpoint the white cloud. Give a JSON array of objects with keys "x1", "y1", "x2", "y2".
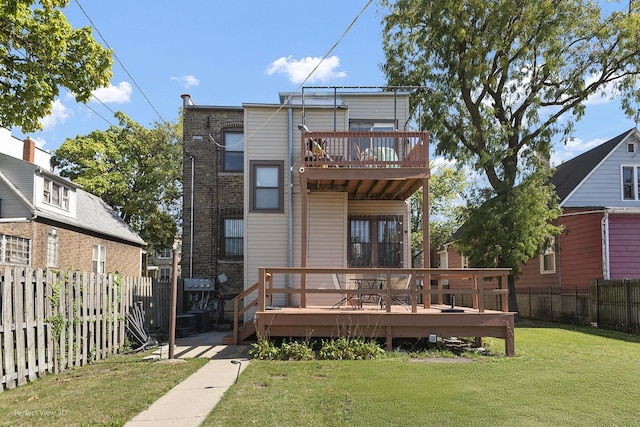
[
  {"x1": 266, "y1": 55, "x2": 346, "y2": 84},
  {"x1": 40, "y1": 99, "x2": 71, "y2": 131},
  {"x1": 583, "y1": 74, "x2": 620, "y2": 106},
  {"x1": 91, "y1": 81, "x2": 132, "y2": 104},
  {"x1": 171, "y1": 74, "x2": 200, "y2": 88},
  {"x1": 551, "y1": 137, "x2": 605, "y2": 166}
]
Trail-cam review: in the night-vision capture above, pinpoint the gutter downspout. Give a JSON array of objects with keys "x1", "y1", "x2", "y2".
[
  {"x1": 286, "y1": 107, "x2": 293, "y2": 305},
  {"x1": 190, "y1": 154, "x2": 194, "y2": 278},
  {"x1": 601, "y1": 209, "x2": 609, "y2": 280}
]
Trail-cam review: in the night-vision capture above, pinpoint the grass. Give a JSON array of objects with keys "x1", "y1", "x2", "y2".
[
  {"x1": 1, "y1": 322, "x2": 638, "y2": 426},
  {"x1": 0, "y1": 351, "x2": 207, "y2": 427},
  {"x1": 205, "y1": 322, "x2": 640, "y2": 427}
]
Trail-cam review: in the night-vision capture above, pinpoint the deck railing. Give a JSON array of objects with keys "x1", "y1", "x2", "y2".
[
  {"x1": 300, "y1": 131, "x2": 429, "y2": 169},
  {"x1": 229, "y1": 267, "x2": 510, "y2": 345}
]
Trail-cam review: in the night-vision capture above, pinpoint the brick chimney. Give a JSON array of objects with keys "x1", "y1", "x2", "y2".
[{"x1": 23, "y1": 137, "x2": 36, "y2": 163}]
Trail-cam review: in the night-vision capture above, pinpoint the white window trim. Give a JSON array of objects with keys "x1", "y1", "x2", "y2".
[
  {"x1": 621, "y1": 164, "x2": 640, "y2": 201},
  {"x1": 540, "y1": 237, "x2": 556, "y2": 274}
]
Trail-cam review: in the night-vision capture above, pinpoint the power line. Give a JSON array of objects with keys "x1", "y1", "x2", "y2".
[
  {"x1": 216, "y1": 0, "x2": 373, "y2": 147},
  {"x1": 73, "y1": 0, "x2": 169, "y2": 128}
]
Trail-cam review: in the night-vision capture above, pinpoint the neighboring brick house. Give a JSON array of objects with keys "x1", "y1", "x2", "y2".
[
  {"x1": 180, "y1": 95, "x2": 244, "y2": 318},
  {"x1": 0, "y1": 129, "x2": 145, "y2": 276}
]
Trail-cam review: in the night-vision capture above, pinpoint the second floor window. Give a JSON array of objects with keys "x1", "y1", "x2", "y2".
[
  {"x1": 622, "y1": 166, "x2": 640, "y2": 200},
  {"x1": 223, "y1": 129, "x2": 244, "y2": 172},
  {"x1": 250, "y1": 160, "x2": 284, "y2": 212},
  {"x1": 43, "y1": 179, "x2": 70, "y2": 210},
  {"x1": 158, "y1": 248, "x2": 172, "y2": 259}
]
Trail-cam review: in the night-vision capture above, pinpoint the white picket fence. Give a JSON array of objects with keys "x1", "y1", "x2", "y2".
[{"x1": 0, "y1": 267, "x2": 158, "y2": 391}]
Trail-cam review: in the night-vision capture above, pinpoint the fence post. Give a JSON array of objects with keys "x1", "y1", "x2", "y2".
[
  {"x1": 626, "y1": 280, "x2": 632, "y2": 332},
  {"x1": 575, "y1": 286, "x2": 578, "y2": 325}
]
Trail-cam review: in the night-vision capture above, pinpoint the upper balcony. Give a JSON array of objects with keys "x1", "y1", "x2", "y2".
[{"x1": 299, "y1": 130, "x2": 430, "y2": 201}]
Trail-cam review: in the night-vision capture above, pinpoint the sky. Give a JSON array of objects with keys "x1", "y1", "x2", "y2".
[{"x1": 10, "y1": 0, "x2": 640, "y2": 167}]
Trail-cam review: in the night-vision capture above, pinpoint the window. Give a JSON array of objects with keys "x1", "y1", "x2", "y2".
[
  {"x1": 349, "y1": 121, "x2": 396, "y2": 160},
  {"x1": 348, "y1": 215, "x2": 403, "y2": 267},
  {"x1": 540, "y1": 237, "x2": 556, "y2": 274},
  {"x1": 158, "y1": 248, "x2": 172, "y2": 259},
  {"x1": 43, "y1": 179, "x2": 70, "y2": 210},
  {"x1": 461, "y1": 255, "x2": 470, "y2": 269},
  {"x1": 250, "y1": 160, "x2": 284, "y2": 212},
  {"x1": 47, "y1": 232, "x2": 59, "y2": 267},
  {"x1": 93, "y1": 245, "x2": 106, "y2": 274},
  {"x1": 622, "y1": 166, "x2": 640, "y2": 200},
  {"x1": 223, "y1": 129, "x2": 244, "y2": 172},
  {"x1": 222, "y1": 218, "x2": 243, "y2": 259},
  {"x1": 1, "y1": 235, "x2": 30, "y2": 265},
  {"x1": 159, "y1": 267, "x2": 171, "y2": 281}
]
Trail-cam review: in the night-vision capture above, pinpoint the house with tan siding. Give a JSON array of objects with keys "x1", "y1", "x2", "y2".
[
  {"x1": 181, "y1": 88, "x2": 430, "y2": 319},
  {"x1": 0, "y1": 130, "x2": 145, "y2": 276}
]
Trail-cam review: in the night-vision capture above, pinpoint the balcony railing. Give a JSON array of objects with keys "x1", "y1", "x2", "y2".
[{"x1": 300, "y1": 131, "x2": 429, "y2": 169}]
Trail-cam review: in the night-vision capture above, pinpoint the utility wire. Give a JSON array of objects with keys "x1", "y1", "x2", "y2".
[
  {"x1": 73, "y1": 0, "x2": 169, "y2": 128},
  {"x1": 211, "y1": 0, "x2": 373, "y2": 149}
]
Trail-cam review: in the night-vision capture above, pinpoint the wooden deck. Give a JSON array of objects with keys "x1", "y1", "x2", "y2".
[{"x1": 228, "y1": 267, "x2": 516, "y2": 356}]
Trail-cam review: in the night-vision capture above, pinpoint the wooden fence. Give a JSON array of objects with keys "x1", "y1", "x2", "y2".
[
  {"x1": 590, "y1": 279, "x2": 640, "y2": 333},
  {"x1": 0, "y1": 267, "x2": 160, "y2": 391}
]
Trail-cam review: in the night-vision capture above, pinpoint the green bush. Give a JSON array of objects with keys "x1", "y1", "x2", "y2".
[{"x1": 250, "y1": 337, "x2": 385, "y2": 360}]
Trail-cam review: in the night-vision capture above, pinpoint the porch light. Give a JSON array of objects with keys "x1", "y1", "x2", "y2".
[{"x1": 297, "y1": 124, "x2": 310, "y2": 132}]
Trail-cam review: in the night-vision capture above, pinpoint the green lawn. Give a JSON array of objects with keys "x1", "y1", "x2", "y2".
[
  {"x1": 206, "y1": 322, "x2": 640, "y2": 427},
  {"x1": 0, "y1": 353, "x2": 207, "y2": 427}
]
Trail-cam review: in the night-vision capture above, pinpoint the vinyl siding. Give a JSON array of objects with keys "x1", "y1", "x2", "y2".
[
  {"x1": 558, "y1": 211, "x2": 604, "y2": 289},
  {"x1": 343, "y1": 93, "x2": 410, "y2": 125},
  {"x1": 0, "y1": 179, "x2": 31, "y2": 218},
  {"x1": 608, "y1": 214, "x2": 640, "y2": 279},
  {"x1": 305, "y1": 193, "x2": 348, "y2": 306},
  {"x1": 564, "y1": 136, "x2": 640, "y2": 208},
  {"x1": 244, "y1": 107, "x2": 290, "y2": 307},
  {"x1": 0, "y1": 155, "x2": 36, "y2": 203}
]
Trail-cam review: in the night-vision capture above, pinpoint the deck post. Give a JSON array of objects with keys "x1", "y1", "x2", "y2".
[
  {"x1": 477, "y1": 270, "x2": 485, "y2": 313},
  {"x1": 505, "y1": 314, "x2": 515, "y2": 356}
]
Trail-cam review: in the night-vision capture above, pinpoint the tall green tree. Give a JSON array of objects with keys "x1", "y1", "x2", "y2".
[
  {"x1": 0, "y1": 0, "x2": 112, "y2": 132},
  {"x1": 53, "y1": 112, "x2": 182, "y2": 251},
  {"x1": 381, "y1": 0, "x2": 640, "y2": 311},
  {"x1": 411, "y1": 162, "x2": 468, "y2": 264}
]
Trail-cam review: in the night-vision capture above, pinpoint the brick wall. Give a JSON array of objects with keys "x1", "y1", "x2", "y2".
[
  {"x1": 0, "y1": 221, "x2": 142, "y2": 277},
  {"x1": 182, "y1": 105, "x2": 245, "y2": 305}
]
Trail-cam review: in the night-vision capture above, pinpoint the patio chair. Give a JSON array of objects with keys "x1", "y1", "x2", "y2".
[
  {"x1": 331, "y1": 273, "x2": 362, "y2": 309},
  {"x1": 388, "y1": 275, "x2": 412, "y2": 309}
]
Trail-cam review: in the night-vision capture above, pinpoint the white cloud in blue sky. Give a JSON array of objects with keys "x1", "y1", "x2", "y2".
[
  {"x1": 171, "y1": 74, "x2": 200, "y2": 88},
  {"x1": 91, "y1": 81, "x2": 133, "y2": 104},
  {"x1": 266, "y1": 55, "x2": 347, "y2": 84},
  {"x1": 40, "y1": 99, "x2": 71, "y2": 132}
]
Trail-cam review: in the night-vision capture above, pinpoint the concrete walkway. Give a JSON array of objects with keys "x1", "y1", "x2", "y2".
[{"x1": 125, "y1": 331, "x2": 251, "y2": 427}]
